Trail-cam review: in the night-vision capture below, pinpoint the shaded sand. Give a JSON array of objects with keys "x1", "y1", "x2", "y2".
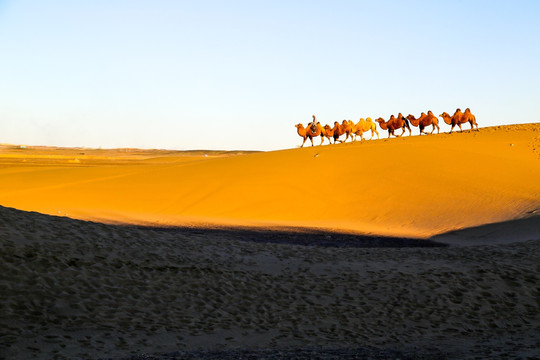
[
  {"x1": 1, "y1": 206, "x2": 539, "y2": 359},
  {"x1": 1, "y1": 123, "x2": 539, "y2": 239}
]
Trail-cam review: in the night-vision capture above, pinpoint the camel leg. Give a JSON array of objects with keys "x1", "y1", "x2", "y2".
[
  {"x1": 309, "y1": 137, "x2": 314, "y2": 146},
  {"x1": 300, "y1": 137, "x2": 307, "y2": 147},
  {"x1": 458, "y1": 124, "x2": 463, "y2": 133},
  {"x1": 449, "y1": 124, "x2": 455, "y2": 134}
]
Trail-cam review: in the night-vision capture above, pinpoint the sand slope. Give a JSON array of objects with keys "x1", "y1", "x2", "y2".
[
  {"x1": 1, "y1": 206, "x2": 539, "y2": 359},
  {"x1": 1, "y1": 123, "x2": 539, "y2": 238}
]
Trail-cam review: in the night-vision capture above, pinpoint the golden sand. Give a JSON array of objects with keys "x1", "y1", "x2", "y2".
[
  {"x1": 1, "y1": 124, "x2": 539, "y2": 359},
  {"x1": 1, "y1": 123, "x2": 539, "y2": 238}
]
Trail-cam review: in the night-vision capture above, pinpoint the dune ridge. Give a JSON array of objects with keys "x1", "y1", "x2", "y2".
[{"x1": 1, "y1": 123, "x2": 539, "y2": 239}]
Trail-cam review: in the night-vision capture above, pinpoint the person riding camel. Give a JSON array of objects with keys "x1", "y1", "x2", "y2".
[{"x1": 309, "y1": 115, "x2": 318, "y2": 133}]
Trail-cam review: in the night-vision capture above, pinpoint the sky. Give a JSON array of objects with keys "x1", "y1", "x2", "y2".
[{"x1": 0, "y1": 0, "x2": 539, "y2": 151}]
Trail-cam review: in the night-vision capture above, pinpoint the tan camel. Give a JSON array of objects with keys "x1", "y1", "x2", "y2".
[
  {"x1": 349, "y1": 117, "x2": 380, "y2": 141},
  {"x1": 406, "y1": 111, "x2": 440, "y2": 135},
  {"x1": 320, "y1": 124, "x2": 334, "y2": 145},
  {"x1": 375, "y1": 113, "x2": 411, "y2": 138},
  {"x1": 439, "y1": 108, "x2": 479, "y2": 133},
  {"x1": 296, "y1": 122, "x2": 321, "y2": 147},
  {"x1": 295, "y1": 123, "x2": 310, "y2": 147},
  {"x1": 306, "y1": 122, "x2": 327, "y2": 146},
  {"x1": 332, "y1": 120, "x2": 354, "y2": 143},
  {"x1": 295, "y1": 115, "x2": 325, "y2": 147}
]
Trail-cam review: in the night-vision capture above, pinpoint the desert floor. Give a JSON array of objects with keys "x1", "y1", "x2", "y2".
[{"x1": 0, "y1": 124, "x2": 539, "y2": 359}]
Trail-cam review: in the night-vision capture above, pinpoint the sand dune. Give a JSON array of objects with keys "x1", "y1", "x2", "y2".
[
  {"x1": 1, "y1": 206, "x2": 539, "y2": 359},
  {"x1": 1, "y1": 124, "x2": 540, "y2": 359},
  {"x1": 1, "y1": 123, "x2": 539, "y2": 239}
]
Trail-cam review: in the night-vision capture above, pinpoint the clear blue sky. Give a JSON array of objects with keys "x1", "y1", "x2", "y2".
[{"x1": 1, "y1": 0, "x2": 539, "y2": 150}]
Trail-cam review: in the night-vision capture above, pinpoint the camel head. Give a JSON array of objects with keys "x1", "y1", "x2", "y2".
[
  {"x1": 439, "y1": 112, "x2": 452, "y2": 125},
  {"x1": 295, "y1": 123, "x2": 304, "y2": 130},
  {"x1": 376, "y1": 117, "x2": 388, "y2": 129}
]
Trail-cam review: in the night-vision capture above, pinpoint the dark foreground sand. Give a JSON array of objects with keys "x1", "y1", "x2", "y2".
[{"x1": 1, "y1": 206, "x2": 539, "y2": 359}]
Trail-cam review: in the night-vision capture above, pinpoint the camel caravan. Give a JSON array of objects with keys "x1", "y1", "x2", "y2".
[{"x1": 295, "y1": 108, "x2": 478, "y2": 147}]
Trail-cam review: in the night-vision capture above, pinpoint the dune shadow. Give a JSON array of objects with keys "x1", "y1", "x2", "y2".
[
  {"x1": 430, "y1": 215, "x2": 540, "y2": 246},
  {"x1": 137, "y1": 225, "x2": 447, "y2": 248},
  {"x1": 0, "y1": 205, "x2": 445, "y2": 248}
]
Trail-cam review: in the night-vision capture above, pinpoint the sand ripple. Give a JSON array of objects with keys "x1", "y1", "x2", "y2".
[{"x1": 0, "y1": 206, "x2": 539, "y2": 359}]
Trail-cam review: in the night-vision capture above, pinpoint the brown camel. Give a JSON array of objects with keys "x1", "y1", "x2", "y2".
[
  {"x1": 375, "y1": 113, "x2": 411, "y2": 138},
  {"x1": 439, "y1": 108, "x2": 479, "y2": 133},
  {"x1": 349, "y1": 118, "x2": 379, "y2": 141},
  {"x1": 332, "y1": 120, "x2": 354, "y2": 143},
  {"x1": 406, "y1": 111, "x2": 440, "y2": 135},
  {"x1": 462, "y1": 108, "x2": 479, "y2": 131}
]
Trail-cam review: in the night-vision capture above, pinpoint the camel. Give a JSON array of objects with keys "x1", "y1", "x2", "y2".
[
  {"x1": 375, "y1": 113, "x2": 411, "y2": 138},
  {"x1": 439, "y1": 108, "x2": 479, "y2": 133},
  {"x1": 295, "y1": 122, "x2": 320, "y2": 147},
  {"x1": 295, "y1": 115, "x2": 325, "y2": 147},
  {"x1": 308, "y1": 115, "x2": 319, "y2": 134},
  {"x1": 462, "y1": 108, "x2": 479, "y2": 131},
  {"x1": 320, "y1": 124, "x2": 334, "y2": 145},
  {"x1": 332, "y1": 120, "x2": 354, "y2": 143},
  {"x1": 295, "y1": 123, "x2": 310, "y2": 147},
  {"x1": 308, "y1": 122, "x2": 325, "y2": 146},
  {"x1": 349, "y1": 117, "x2": 380, "y2": 141},
  {"x1": 406, "y1": 111, "x2": 440, "y2": 135}
]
